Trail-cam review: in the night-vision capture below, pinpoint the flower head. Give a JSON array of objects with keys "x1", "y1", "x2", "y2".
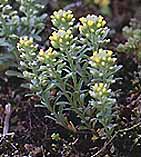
[
  {"x1": 89, "y1": 49, "x2": 116, "y2": 68},
  {"x1": 49, "y1": 29, "x2": 73, "y2": 49},
  {"x1": 51, "y1": 9, "x2": 75, "y2": 30},
  {"x1": 38, "y1": 47, "x2": 57, "y2": 62},
  {"x1": 79, "y1": 14, "x2": 107, "y2": 37},
  {"x1": 17, "y1": 37, "x2": 38, "y2": 57},
  {"x1": 89, "y1": 82, "x2": 111, "y2": 98},
  {"x1": 17, "y1": 36, "x2": 34, "y2": 49}
]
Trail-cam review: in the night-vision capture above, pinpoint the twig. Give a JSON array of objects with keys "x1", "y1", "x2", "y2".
[
  {"x1": 92, "y1": 122, "x2": 141, "y2": 157},
  {"x1": 64, "y1": 1, "x2": 82, "y2": 10},
  {"x1": 3, "y1": 103, "x2": 11, "y2": 136}
]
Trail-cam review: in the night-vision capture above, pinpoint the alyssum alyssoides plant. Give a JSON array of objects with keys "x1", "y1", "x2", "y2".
[
  {"x1": 117, "y1": 18, "x2": 141, "y2": 91},
  {"x1": 17, "y1": 10, "x2": 121, "y2": 136},
  {"x1": 117, "y1": 18, "x2": 141, "y2": 61},
  {"x1": 0, "y1": 0, "x2": 47, "y2": 71}
]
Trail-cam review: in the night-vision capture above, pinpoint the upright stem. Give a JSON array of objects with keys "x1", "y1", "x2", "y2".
[
  {"x1": 65, "y1": 50, "x2": 77, "y2": 89},
  {"x1": 50, "y1": 63, "x2": 72, "y2": 104},
  {"x1": 3, "y1": 104, "x2": 11, "y2": 136},
  {"x1": 64, "y1": 47, "x2": 82, "y2": 107}
]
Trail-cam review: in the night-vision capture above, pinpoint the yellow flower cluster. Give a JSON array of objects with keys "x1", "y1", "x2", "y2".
[
  {"x1": 94, "y1": 0, "x2": 110, "y2": 7},
  {"x1": 51, "y1": 9, "x2": 74, "y2": 29},
  {"x1": 17, "y1": 36, "x2": 34, "y2": 49},
  {"x1": 90, "y1": 49, "x2": 116, "y2": 68},
  {"x1": 38, "y1": 47, "x2": 57, "y2": 62},
  {"x1": 79, "y1": 14, "x2": 106, "y2": 37},
  {"x1": 89, "y1": 82, "x2": 110, "y2": 98},
  {"x1": 49, "y1": 29, "x2": 73, "y2": 49}
]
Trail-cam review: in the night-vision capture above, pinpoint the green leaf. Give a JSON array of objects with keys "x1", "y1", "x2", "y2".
[
  {"x1": 0, "y1": 38, "x2": 11, "y2": 47},
  {"x1": 5, "y1": 70, "x2": 23, "y2": 78}
]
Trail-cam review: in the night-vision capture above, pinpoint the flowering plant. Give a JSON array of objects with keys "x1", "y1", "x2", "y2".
[
  {"x1": 17, "y1": 10, "x2": 121, "y2": 136},
  {"x1": 117, "y1": 18, "x2": 141, "y2": 61},
  {"x1": 0, "y1": 0, "x2": 47, "y2": 71},
  {"x1": 117, "y1": 18, "x2": 141, "y2": 91}
]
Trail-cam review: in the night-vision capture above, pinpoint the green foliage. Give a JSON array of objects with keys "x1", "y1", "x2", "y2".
[
  {"x1": 0, "y1": 0, "x2": 47, "y2": 71},
  {"x1": 89, "y1": 48, "x2": 120, "y2": 135},
  {"x1": 0, "y1": 0, "x2": 8, "y2": 5},
  {"x1": 17, "y1": 10, "x2": 121, "y2": 136},
  {"x1": 117, "y1": 19, "x2": 141, "y2": 92},
  {"x1": 117, "y1": 19, "x2": 141, "y2": 60}
]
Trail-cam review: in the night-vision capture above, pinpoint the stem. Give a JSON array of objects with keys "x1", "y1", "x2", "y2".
[
  {"x1": 103, "y1": 124, "x2": 111, "y2": 139},
  {"x1": 25, "y1": 0, "x2": 33, "y2": 34},
  {"x1": 64, "y1": 47, "x2": 82, "y2": 107},
  {"x1": 66, "y1": 50, "x2": 77, "y2": 89},
  {"x1": 50, "y1": 62, "x2": 72, "y2": 104},
  {"x1": 3, "y1": 104, "x2": 11, "y2": 136}
]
